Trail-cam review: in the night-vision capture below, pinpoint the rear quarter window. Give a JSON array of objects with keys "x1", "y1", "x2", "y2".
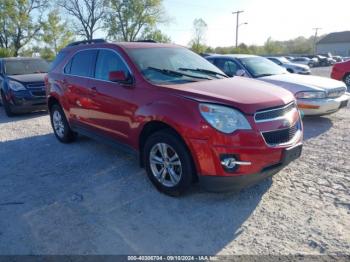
[{"x1": 50, "y1": 51, "x2": 68, "y2": 71}]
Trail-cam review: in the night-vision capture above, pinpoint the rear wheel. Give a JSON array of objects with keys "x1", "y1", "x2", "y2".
[
  {"x1": 1, "y1": 91, "x2": 14, "y2": 117},
  {"x1": 50, "y1": 104, "x2": 76, "y2": 143},
  {"x1": 287, "y1": 68, "x2": 294, "y2": 73},
  {"x1": 143, "y1": 130, "x2": 195, "y2": 196}
]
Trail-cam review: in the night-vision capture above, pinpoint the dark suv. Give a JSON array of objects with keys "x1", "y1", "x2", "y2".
[
  {"x1": 0, "y1": 57, "x2": 49, "y2": 116},
  {"x1": 46, "y1": 39, "x2": 302, "y2": 196}
]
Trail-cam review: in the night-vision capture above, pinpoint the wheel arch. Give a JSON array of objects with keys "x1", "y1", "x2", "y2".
[{"x1": 138, "y1": 120, "x2": 198, "y2": 181}]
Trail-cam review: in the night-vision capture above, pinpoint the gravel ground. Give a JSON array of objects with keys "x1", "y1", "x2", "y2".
[{"x1": 0, "y1": 68, "x2": 349, "y2": 255}]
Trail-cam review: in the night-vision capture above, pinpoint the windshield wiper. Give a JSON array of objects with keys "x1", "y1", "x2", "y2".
[
  {"x1": 256, "y1": 73, "x2": 274, "y2": 78},
  {"x1": 147, "y1": 67, "x2": 211, "y2": 80},
  {"x1": 178, "y1": 67, "x2": 228, "y2": 78}
]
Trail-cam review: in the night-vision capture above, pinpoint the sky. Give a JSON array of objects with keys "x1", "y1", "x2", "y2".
[{"x1": 159, "y1": 0, "x2": 350, "y2": 47}]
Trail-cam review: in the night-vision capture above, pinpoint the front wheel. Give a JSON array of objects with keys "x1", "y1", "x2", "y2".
[
  {"x1": 143, "y1": 130, "x2": 195, "y2": 196},
  {"x1": 1, "y1": 92, "x2": 14, "y2": 117},
  {"x1": 50, "y1": 104, "x2": 76, "y2": 143},
  {"x1": 344, "y1": 74, "x2": 350, "y2": 88}
]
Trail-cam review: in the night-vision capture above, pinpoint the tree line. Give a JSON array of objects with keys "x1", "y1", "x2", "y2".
[
  {"x1": 189, "y1": 18, "x2": 324, "y2": 56},
  {"x1": 0, "y1": 1, "x2": 323, "y2": 60},
  {"x1": 0, "y1": 0, "x2": 170, "y2": 60}
]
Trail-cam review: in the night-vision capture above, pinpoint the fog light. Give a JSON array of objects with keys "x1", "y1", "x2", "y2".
[
  {"x1": 220, "y1": 154, "x2": 252, "y2": 173},
  {"x1": 221, "y1": 157, "x2": 237, "y2": 169}
]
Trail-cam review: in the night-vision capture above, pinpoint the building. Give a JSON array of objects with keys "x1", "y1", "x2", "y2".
[{"x1": 316, "y1": 31, "x2": 350, "y2": 56}]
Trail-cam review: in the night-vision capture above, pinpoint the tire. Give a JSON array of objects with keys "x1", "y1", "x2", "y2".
[
  {"x1": 1, "y1": 91, "x2": 14, "y2": 117},
  {"x1": 344, "y1": 73, "x2": 350, "y2": 88},
  {"x1": 287, "y1": 68, "x2": 294, "y2": 73},
  {"x1": 50, "y1": 104, "x2": 76, "y2": 143},
  {"x1": 143, "y1": 130, "x2": 195, "y2": 196}
]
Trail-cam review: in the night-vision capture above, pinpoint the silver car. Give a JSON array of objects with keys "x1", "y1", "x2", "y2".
[
  {"x1": 267, "y1": 56, "x2": 311, "y2": 75},
  {"x1": 206, "y1": 54, "x2": 350, "y2": 116}
]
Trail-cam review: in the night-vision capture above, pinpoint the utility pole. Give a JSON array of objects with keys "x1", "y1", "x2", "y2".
[
  {"x1": 313, "y1": 27, "x2": 322, "y2": 55},
  {"x1": 233, "y1": 10, "x2": 244, "y2": 48}
]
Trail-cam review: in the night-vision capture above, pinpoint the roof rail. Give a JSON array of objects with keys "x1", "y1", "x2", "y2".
[
  {"x1": 66, "y1": 39, "x2": 106, "y2": 47},
  {"x1": 133, "y1": 40, "x2": 157, "y2": 43}
]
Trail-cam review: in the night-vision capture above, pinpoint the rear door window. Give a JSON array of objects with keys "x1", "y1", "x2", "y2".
[{"x1": 68, "y1": 50, "x2": 98, "y2": 77}]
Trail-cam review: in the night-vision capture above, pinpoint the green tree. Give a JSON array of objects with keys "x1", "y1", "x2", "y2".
[
  {"x1": 0, "y1": 48, "x2": 13, "y2": 57},
  {"x1": 141, "y1": 27, "x2": 171, "y2": 43},
  {"x1": 189, "y1": 18, "x2": 208, "y2": 54},
  {"x1": 106, "y1": 0, "x2": 166, "y2": 41},
  {"x1": 39, "y1": 47, "x2": 55, "y2": 61},
  {"x1": 0, "y1": 0, "x2": 48, "y2": 56},
  {"x1": 42, "y1": 10, "x2": 75, "y2": 55},
  {"x1": 58, "y1": 0, "x2": 107, "y2": 40}
]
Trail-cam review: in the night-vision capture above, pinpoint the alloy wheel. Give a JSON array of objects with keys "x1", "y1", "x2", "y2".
[
  {"x1": 149, "y1": 143, "x2": 182, "y2": 187},
  {"x1": 52, "y1": 110, "x2": 65, "y2": 138}
]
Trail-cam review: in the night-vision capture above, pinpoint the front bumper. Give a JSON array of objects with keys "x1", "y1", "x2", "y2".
[
  {"x1": 200, "y1": 161, "x2": 285, "y2": 192},
  {"x1": 297, "y1": 93, "x2": 350, "y2": 116},
  {"x1": 186, "y1": 110, "x2": 303, "y2": 191},
  {"x1": 8, "y1": 90, "x2": 47, "y2": 113}
]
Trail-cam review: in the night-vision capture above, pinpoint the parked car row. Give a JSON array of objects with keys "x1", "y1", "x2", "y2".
[
  {"x1": 206, "y1": 54, "x2": 349, "y2": 116},
  {"x1": 0, "y1": 39, "x2": 349, "y2": 196},
  {"x1": 0, "y1": 57, "x2": 49, "y2": 116}
]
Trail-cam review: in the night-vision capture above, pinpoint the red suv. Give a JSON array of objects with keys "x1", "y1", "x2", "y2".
[
  {"x1": 331, "y1": 60, "x2": 350, "y2": 88},
  {"x1": 46, "y1": 39, "x2": 303, "y2": 195}
]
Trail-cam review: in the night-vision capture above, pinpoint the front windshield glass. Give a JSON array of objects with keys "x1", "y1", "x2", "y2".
[
  {"x1": 4, "y1": 59, "x2": 49, "y2": 75},
  {"x1": 277, "y1": 57, "x2": 290, "y2": 63},
  {"x1": 239, "y1": 56, "x2": 287, "y2": 78},
  {"x1": 126, "y1": 47, "x2": 226, "y2": 84}
]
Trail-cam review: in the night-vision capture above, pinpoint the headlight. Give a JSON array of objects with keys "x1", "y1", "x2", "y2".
[
  {"x1": 8, "y1": 80, "x2": 26, "y2": 91},
  {"x1": 295, "y1": 91, "x2": 326, "y2": 99},
  {"x1": 199, "y1": 103, "x2": 251, "y2": 133}
]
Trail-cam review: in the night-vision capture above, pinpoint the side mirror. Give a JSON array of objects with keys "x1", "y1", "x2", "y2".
[
  {"x1": 108, "y1": 70, "x2": 130, "y2": 83},
  {"x1": 236, "y1": 69, "x2": 247, "y2": 77}
]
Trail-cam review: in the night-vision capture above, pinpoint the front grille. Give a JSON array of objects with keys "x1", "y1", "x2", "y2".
[
  {"x1": 27, "y1": 82, "x2": 45, "y2": 89},
  {"x1": 327, "y1": 87, "x2": 346, "y2": 98},
  {"x1": 255, "y1": 102, "x2": 296, "y2": 122},
  {"x1": 27, "y1": 82, "x2": 45, "y2": 97},
  {"x1": 262, "y1": 123, "x2": 298, "y2": 146},
  {"x1": 30, "y1": 90, "x2": 46, "y2": 97}
]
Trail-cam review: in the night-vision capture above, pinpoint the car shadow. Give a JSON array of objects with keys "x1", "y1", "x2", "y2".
[
  {"x1": 302, "y1": 116, "x2": 333, "y2": 141},
  {"x1": 0, "y1": 133, "x2": 271, "y2": 254},
  {"x1": 0, "y1": 107, "x2": 48, "y2": 124}
]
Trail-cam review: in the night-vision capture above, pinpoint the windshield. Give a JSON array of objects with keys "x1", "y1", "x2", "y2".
[
  {"x1": 126, "y1": 47, "x2": 226, "y2": 84},
  {"x1": 239, "y1": 56, "x2": 287, "y2": 78},
  {"x1": 275, "y1": 57, "x2": 290, "y2": 63},
  {"x1": 4, "y1": 59, "x2": 49, "y2": 75}
]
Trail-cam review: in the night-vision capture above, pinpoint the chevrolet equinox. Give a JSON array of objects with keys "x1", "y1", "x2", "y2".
[{"x1": 46, "y1": 39, "x2": 303, "y2": 196}]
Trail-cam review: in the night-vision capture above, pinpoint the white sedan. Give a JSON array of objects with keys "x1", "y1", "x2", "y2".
[{"x1": 206, "y1": 54, "x2": 350, "y2": 116}]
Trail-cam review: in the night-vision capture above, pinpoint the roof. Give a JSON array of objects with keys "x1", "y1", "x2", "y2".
[
  {"x1": 115, "y1": 42, "x2": 182, "y2": 49},
  {"x1": 317, "y1": 31, "x2": 350, "y2": 44},
  {"x1": 62, "y1": 41, "x2": 182, "y2": 52},
  {"x1": 207, "y1": 54, "x2": 258, "y2": 59}
]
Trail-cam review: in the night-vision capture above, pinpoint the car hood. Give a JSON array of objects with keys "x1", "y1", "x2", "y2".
[
  {"x1": 259, "y1": 74, "x2": 346, "y2": 94},
  {"x1": 7, "y1": 73, "x2": 46, "y2": 84},
  {"x1": 161, "y1": 77, "x2": 294, "y2": 114},
  {"x1": 286, "y1": 62, "x2": 309, "y2": 69}
]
